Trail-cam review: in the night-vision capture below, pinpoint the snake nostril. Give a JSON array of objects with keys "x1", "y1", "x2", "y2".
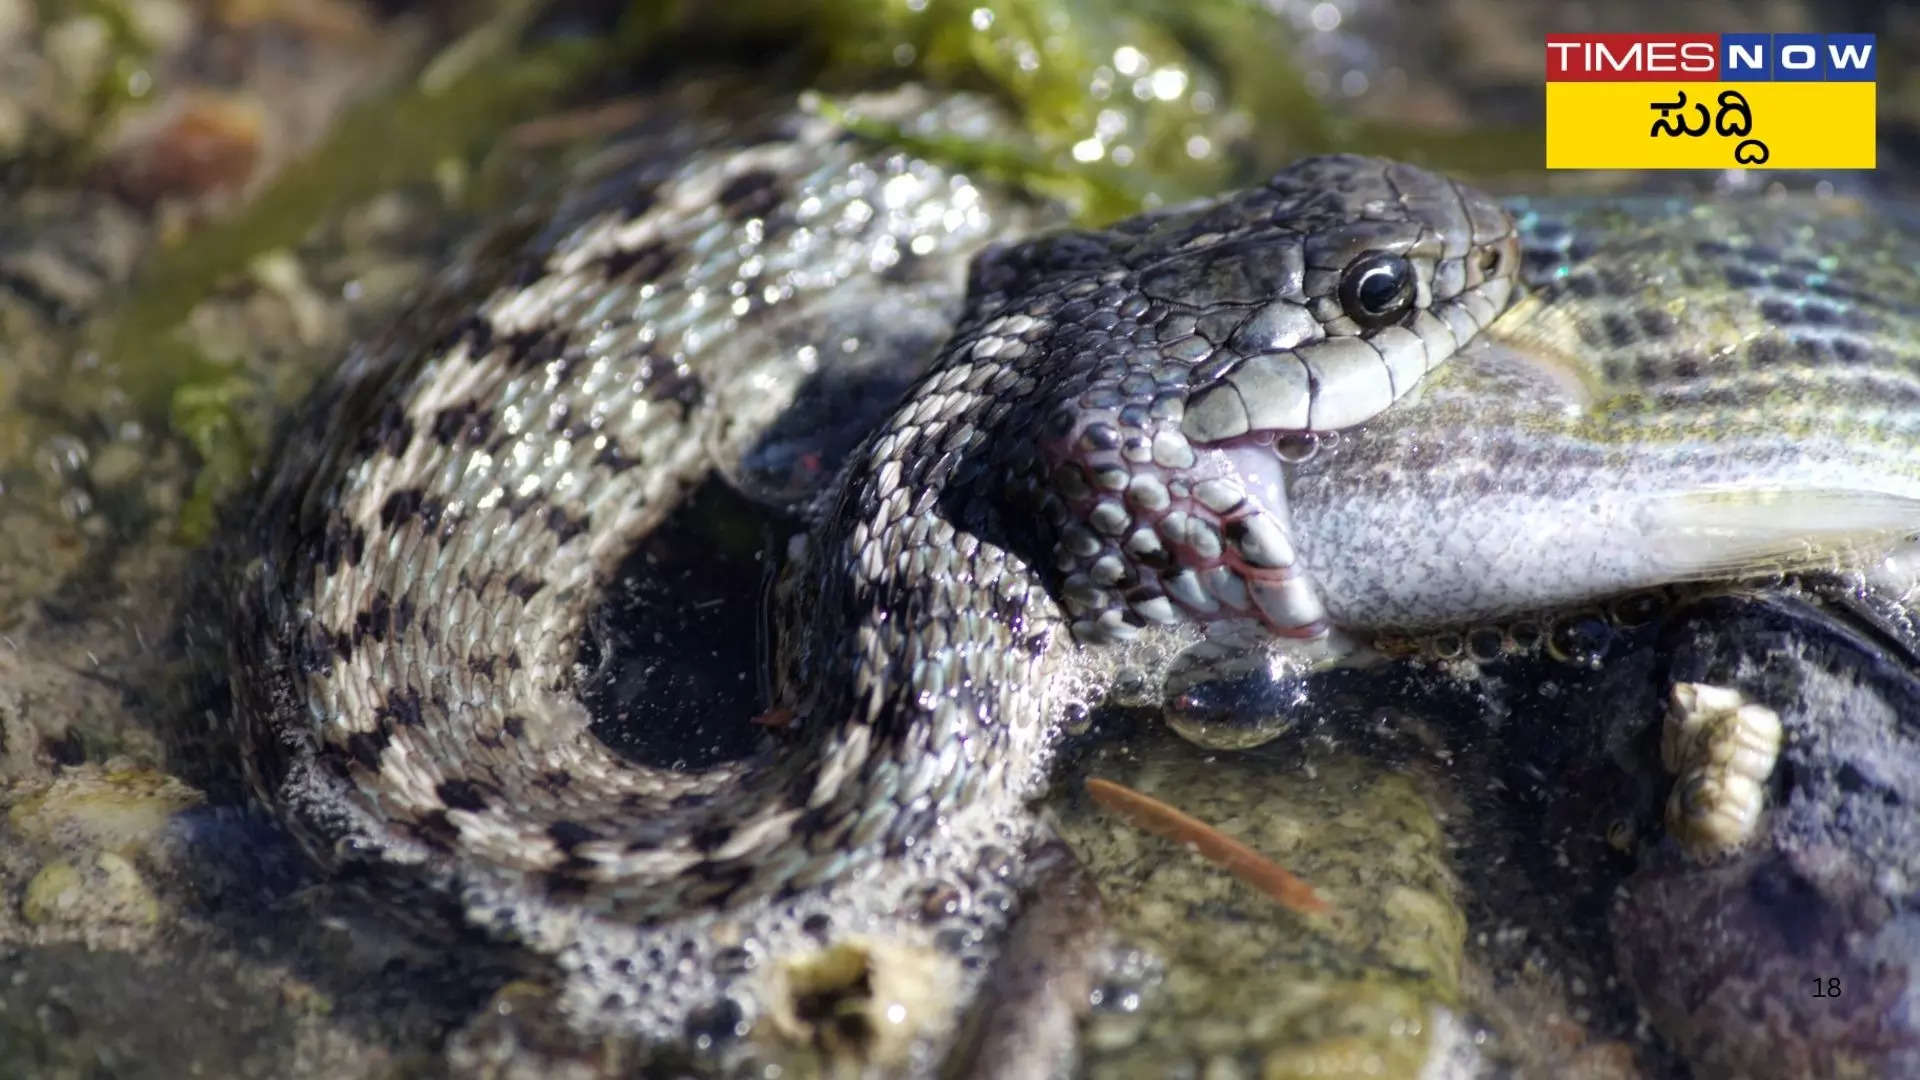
[{"x1": 1479, "y1": 247, "x2": 1502, "y2": 275}]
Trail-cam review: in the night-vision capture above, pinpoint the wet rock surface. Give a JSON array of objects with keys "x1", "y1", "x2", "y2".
[
  {"x1": 0, "y1": 5, "x2": 496, "y2": 1075},
  {"x1": 1055, "y1": 731, "x2": 1468, "y2": 1079},
  {"x1": 1615, "y1": 590, "x2": 1920, "y2": 1079}
]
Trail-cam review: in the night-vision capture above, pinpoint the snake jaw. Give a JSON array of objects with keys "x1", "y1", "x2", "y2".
[
  {"x1": 1045, "y1": 409, "x2": 1328, "y2": 642},
  {"x1": 1035, "y1": 156, "x2": 1520, "y2": 646}
]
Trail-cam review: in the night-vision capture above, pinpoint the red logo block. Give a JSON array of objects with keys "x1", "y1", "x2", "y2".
[{"x1": 1546, "y1": 34, "x2": 1721, "y2": 81}]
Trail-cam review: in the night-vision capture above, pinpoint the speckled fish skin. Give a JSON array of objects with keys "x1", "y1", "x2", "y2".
[
  {"x1": 1288, "y1": 195, "x2": 1920, "y2": 630},
  {"x1": 224, "y1": 84, "x2": 1518, "y2": 1050}
]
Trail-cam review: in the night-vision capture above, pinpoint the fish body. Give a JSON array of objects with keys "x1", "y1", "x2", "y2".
[{"x1": 1287, "y1": 195, "x2": 1920, "y2": 630}]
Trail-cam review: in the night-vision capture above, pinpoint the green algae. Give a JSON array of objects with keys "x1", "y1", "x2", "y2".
[
  {"x1": 668, "y1": 0, "x2": 1332, "y2": 218},
  {"x1": 22, "y1": 0, "x2": 158, "y2": 175},
  {"x1": 819, "y1": 93, "x2": 1145, "y2": 224},
  {"x1": 681, "y1": 0, "x2": 1542, "y2": 217},
  {"x1": 166, "y1": 372, "x2": 253, "y2": 542}
]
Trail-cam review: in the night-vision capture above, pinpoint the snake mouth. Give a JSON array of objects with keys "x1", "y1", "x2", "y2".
[
  {"x1": 1173, "y1": 437, "x2": 1328, "y2": 637},
  {"x1": 1045, "y1": 414, "x2": 1327, "y2": 643}
]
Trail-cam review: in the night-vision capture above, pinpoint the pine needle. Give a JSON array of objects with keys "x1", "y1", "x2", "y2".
[{"x1": 1086, "y1": 776, "x2": 1330, "y2": 916}]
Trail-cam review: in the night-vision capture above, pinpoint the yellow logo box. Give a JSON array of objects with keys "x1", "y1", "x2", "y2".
[{"x1": 1546, "y1": 82, "x2": 1876, "y2": 169}]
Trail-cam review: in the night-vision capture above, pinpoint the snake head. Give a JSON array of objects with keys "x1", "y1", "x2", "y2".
[
  {"x1": 1021, "y1": 155, "x2": 1520, "y2": 643},
  {"x1": 1170, "y1": 154, "x2": 1521, "y2": 437}
]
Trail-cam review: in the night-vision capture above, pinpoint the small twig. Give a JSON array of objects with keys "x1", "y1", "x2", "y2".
[{"x1": 1086, "y1": 776, "x2": 1330, "y2": 916}]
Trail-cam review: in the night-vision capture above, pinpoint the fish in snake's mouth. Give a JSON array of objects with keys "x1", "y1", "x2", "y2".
[{"x1": 1035, "y1": 156, "x2": 1522, "y2": 643}]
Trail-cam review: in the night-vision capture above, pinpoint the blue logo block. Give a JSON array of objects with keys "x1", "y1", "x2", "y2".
[
  {"x1": 1721, "y1": 34, "x2": 1771, "y2": 80},
  {"x1": 1824, "y1": 34, "x2": 1876, "y2": 81},
  {"x1": 1772, "y1": 32, "x2": 1824, "y2": 80}
]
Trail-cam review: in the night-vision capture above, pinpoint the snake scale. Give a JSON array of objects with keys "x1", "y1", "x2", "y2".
[{"x1": 226, "y1": 85, "x2": 1920, "y2": 1060}]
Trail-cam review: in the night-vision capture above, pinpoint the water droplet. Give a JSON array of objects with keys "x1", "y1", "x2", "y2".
[{"x1": 1161, "y1": 642, "x2": 1306, "y2": 750}]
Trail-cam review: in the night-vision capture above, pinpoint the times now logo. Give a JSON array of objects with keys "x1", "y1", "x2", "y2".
[{"x1": 1546, "y1": 33, "x2": 1876, "y2": 81}]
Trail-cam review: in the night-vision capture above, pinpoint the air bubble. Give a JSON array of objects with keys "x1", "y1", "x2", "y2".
[
  {"x1": 711, "y1": 945, "x2": 756, "y2": 976},
  {"x1": 685, "y1": 996, "x2": 747, "y2": 1051},
  {"x1": 1465, "y1": 627, "x2": 1505, "y2": 663},
  {"x1": 1609, "y1": 590, "x2": 1666, "y2": 627},
  {"x1": 977, "y1": 845, "x2": 1013, "y2": 878},
  {"x1": 1548, "y1": 612, "x2": 1612, "y2": 669},
  {"x1": 1274, "y1": 432, "x2": 1321, "y2": 463},
  {"x1": 917, "y1": 883, "x2": 965, "y2": 919},
  {"x1": 933, "y1": 927, "x2": 976, "y2": 954},
  {"x1": 1508, "y1": 620, "x2": 1543, "y2": 652},
  {"x1": 1090, "y1": 982, "x2": 1145, "y2": 1014}
]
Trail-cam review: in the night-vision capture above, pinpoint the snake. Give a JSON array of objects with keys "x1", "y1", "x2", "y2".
[{"x1": 224, "y1": 85, "x2": 1920, "y2": 1062}]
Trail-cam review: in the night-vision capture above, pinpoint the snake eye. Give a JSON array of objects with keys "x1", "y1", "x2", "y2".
[{"x1": 1337, "y1": 252, "x2": 1415, "y2": 329}]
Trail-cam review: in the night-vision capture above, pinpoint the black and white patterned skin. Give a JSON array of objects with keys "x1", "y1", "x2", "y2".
[{"x1": 225, "y1": 88, "x2": 1518, "y2": 1050}]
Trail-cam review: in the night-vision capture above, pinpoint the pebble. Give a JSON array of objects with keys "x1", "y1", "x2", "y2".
[
  {"x1": 21, "y1": 852, "x2": 160, "y2": 928},
  {"x1": 6, "y1": 767, "x2": 203, "y2": 854}
]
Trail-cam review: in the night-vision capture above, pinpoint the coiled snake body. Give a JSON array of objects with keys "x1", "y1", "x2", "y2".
[
  {"x1": 229, "y1": 81, "x2": 1920, "y2": 1063},
  {"x1": 227, "y1": 91, "x2": 1517, "y2": 1042}
]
